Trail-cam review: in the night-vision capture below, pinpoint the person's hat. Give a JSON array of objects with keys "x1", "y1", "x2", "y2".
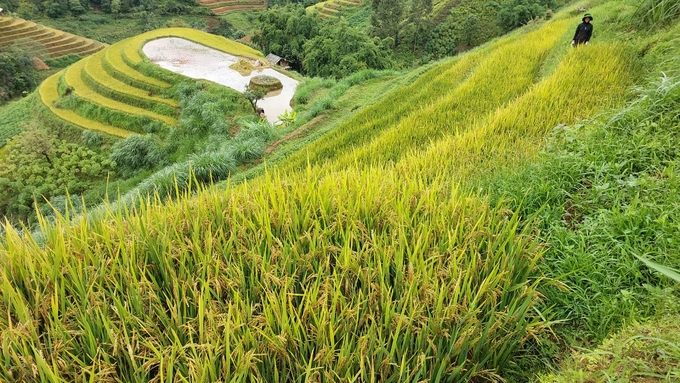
[{"x1": 583, "y1": 13, "x2": 593, "y2": 21}]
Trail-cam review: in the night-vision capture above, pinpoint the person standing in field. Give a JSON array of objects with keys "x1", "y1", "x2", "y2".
[{"x1": 572, "y1": 13, "x2": 594, "y2": 46}]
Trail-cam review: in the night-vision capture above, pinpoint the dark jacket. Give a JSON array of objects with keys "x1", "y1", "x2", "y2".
[{"x1": 573, "y1": 22, "x2": 593, "y2": 43}]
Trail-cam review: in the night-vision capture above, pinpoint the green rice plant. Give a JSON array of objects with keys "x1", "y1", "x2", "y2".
[
  {"x1": 395, "y1": 42, "x2": 634, "y2": 185},
  {"x1": 83, "y1": 50, "x2": 178, "y2": 108},
  {"x1": 282, "y1": 45, "x2": 490, "y2": 170},
  {"x1": 102, "y1": 44, "x2": 172, "y2": 95},
  {"x1": 293, "y1": 77, "x2": 336, "y2": 105},
  {"x1": 0, "y1": 163, "x2": 547, "y2": 382},
  {"x1": 104, "y1": 40, "x2": 173, "y2": 90},
  {"x1": 480, "y1": 70, "x2": 680, "y2": 348},
  {"x1": 55, "y1": 92, "x2": 168, "y2": 135},
  {"x1": 80, "y1": 69, "x2": 178, "y2": 117}
]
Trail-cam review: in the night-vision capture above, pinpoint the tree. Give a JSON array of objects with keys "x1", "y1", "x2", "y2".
[
  {"x1": 303, "y1": 21, "x2": 392, "y2": 78},
  {"x1": 370, "y1": 0, "x2": 404, "y2": 47},
  {"x1": 252, "y1": 4, "x2": 320, "y2": 70},
  {"x1": 497, "y1": 0, "x2": 554, "y2": 31},
  {"x1": 0, "y1": 46, "x2": 38, "y2": 105},
  {"x1": 243, "y1": 85, "x2": 267, "y2": 113},
  {"x1": 68, "y1": 0, "x2": 85, "y2": 15},
  {"x1": 405, "y1": 0, "x2": 433, "y2": 52},
  {"x1": 426, "y1": 1, "x2": 503, "y2": 58}
]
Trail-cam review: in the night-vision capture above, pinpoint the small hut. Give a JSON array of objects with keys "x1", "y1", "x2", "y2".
[{"x1": 265, "y1": 53, "x2": 291, "y2": 69}]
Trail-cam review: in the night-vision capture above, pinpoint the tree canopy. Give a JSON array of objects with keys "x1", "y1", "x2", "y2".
[
  {"x1": 0, "y1": 47, "x2": 38, "y2": 105},
  {"x1": 253, "y1": 4, "x2": 320, "y2": 70},
  {"x1": 303, "y1": 21, "x2": 392, "y2": 78}
]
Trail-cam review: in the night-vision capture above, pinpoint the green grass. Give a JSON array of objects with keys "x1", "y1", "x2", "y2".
[
  {"x1": 0, "y1": 94, "x2": 35, "y2": 148},
  {"x1": 538, "y1": 314, "x2": 680, "y2": 382}
]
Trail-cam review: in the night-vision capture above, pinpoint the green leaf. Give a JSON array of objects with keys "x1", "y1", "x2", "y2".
[{"x1": 635, "y1": 255, "x2": 680, "y2": 282}]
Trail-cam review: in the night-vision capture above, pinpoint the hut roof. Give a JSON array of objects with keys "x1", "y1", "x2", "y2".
[{"x1": 266, "y1": 53, "x2": 284, "y2": 64}]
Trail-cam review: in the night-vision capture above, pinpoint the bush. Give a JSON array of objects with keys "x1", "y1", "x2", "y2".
[
  {"x1": 109, "y1": 134, "x2": 167, "y2": 171},
  {"x1": 497, "y1": 0, "x2": 554, "y2": 32},
  {"x1": 82, "y1": 130, "x2": 103, "y2": 148},
  {"x1": 236, "y1": 119, "x2": 280, "y2": 143},
  {"x1": 188, "y1": 150, "x2": 237, "y2": 183},
  {"x1": 229, "y1": 137, "x2": 266, "y2": 163}
]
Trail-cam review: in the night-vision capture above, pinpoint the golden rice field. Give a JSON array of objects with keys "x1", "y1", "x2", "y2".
[
  {"x1": 1, "y1": 1, "x2": 670, "y2": 381},
  {"x1": 38, "y1": 28, "x2": 262, "y2": 138},
  {"x1": 0, "y1": 16, "x2": 105, "y2": 58}
]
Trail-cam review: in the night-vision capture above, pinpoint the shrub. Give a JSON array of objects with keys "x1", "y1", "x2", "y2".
[
  {"x1": 82, "y1": 130, "x2": 103, "y2": 148},
  {"x1": 188, "y1": 150, "x2": 237, "y2": 183},
  {"x1": 235, "y1": 119, "x2": 280, "y2": 143},
  {"x1": 229, "y1": 137, "x2": 266, "y2": 163},
  {"x1": 44, "y1": 54, "x2": 82, "y2": 69},
  {"x1": 109, "y1": 134, "x2": 167, "y2": 171}
]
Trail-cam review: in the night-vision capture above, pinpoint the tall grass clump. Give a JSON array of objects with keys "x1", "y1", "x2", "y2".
[
  {"x1": 487, "y1": 72, "x2": 680, "y2": 342},
  {"x1": 109, "y1": 134, "x2": 168, "y2": 172},
  {"x1": 176, "y1": 82, "x2": 246, "y2": 136},
  {"x1": 634, "y1": 0, "x2": 680, "y2": 28},
  {"x1": 293, "y1": 77, "x2": 336, "y2": 105},
  {"x1": 0, "y1": 165, "x2": 548, "y2": 382}
]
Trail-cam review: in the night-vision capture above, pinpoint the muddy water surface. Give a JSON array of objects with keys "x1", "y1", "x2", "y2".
[{"x1": 143, "y1": 37, "x2": 298, "y2": 124}]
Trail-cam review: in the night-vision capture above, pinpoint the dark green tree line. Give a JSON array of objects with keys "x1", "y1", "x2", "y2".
[{"x1": 0, "y1": 47, "x2": 38, "y2": 105}]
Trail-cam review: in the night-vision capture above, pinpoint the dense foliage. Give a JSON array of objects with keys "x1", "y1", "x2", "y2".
[
  {"x1": 0, "y1": 47, "x2": 39, "y2": 105},
  {"x1": 253, "y1": 4, "x2": 319, "y2": 70},
  {"x1": 254, "y1": 4, "x2": 392, "y2": 78},
  {"x1": 7, "y1": 0, "x2": 203, "y2": 18},
  {"x1": 496, "y1": 0, "x2": 556, "y2": 31},
  {"x1": 0, "y1": 129, "x2": 115, "y2": 222},
  {"x1": 303, "y1": 21, "x2": 392, "y2": 78}
]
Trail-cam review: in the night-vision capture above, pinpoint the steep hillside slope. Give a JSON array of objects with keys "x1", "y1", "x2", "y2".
[
  {"x1": 38, "y1": 28, "x2": 263, "y2": 138},
  {"x1": 1, "y1": 0, "x2": 679, "y2": 382},
  {"x1": 0, "y1": 16, "x2": 105, "y2": 58}
]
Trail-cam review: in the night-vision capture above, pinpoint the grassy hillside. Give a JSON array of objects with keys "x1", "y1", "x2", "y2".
[{"x1": 1, "y1": 0, "x2": 679, "y2": 381}]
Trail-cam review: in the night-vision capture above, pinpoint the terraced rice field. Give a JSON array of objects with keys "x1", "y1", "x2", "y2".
[
  {"x1": 306, "y1": 0, "x2": 363, "y2": 19},
  {"x1": 38, "y1": 28, "x2": 263, "y2": 138},
  {"x1": 0, "y1": 16, "x2": 105, "y2": 58},
  {"x1": 195, "y1": 0, "x2": 266, "y2": 15}
]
